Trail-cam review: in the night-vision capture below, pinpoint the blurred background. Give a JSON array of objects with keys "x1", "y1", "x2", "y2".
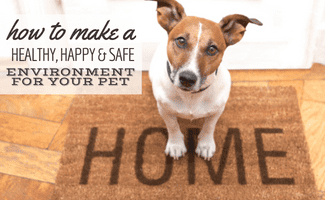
[{"x1": 0, "y1": 0, "x2": 324, "y2": 70}]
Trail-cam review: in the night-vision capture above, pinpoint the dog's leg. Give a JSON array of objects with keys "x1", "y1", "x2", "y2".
[
  {"x1": 196, "y1": 110, "x2": 224, "y2": 161},
  {"x1": 158, "y1": 104, "x2": 187, "y2": 160}
]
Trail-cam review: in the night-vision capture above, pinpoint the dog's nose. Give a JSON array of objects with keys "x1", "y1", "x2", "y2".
[{"x1": 179, "y1": 71, "x2": 197, "y2": 88}]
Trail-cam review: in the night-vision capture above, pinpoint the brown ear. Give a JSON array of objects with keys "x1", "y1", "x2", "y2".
[
  {"x1": 151, "y1": 0, "x2": 186, "y2": 33},
  {"x1": 219, "y1": 14, "x2": 262, "y2": 46}
]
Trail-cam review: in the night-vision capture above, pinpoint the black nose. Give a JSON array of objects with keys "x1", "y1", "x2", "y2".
[{"x1": 179, "y1": 71, "x2": 197, "y2": 88}]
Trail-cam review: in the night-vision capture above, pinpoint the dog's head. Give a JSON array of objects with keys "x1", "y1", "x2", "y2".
[{"x1": 152, "y1": 0, "x2": 262, "y2": 92}]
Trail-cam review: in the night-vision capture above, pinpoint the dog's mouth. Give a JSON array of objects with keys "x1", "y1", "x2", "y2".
[
  {"x1": 179, "y1": 86, "x2": 193, "y2": 92},
  {"x1": 178, "y1": 84, "x2": 210, "y2": 93}
]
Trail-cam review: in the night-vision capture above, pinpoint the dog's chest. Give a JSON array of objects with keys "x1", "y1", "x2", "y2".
[{"x1": 162, "y1": 93, "x2": 218, "y2": 120}]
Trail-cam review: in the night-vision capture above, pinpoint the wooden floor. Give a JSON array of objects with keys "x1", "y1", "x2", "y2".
[{"x1": 0, "y1": 63, "x2": 324, "y2": 199}]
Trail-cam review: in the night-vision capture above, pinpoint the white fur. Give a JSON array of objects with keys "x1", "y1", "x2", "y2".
[
  {"x1": 149, "y1": 38, "x2": 231, "y2": 160},
  {"x1": 174, "y1": 22, "x2": 203, "y2": 91}
]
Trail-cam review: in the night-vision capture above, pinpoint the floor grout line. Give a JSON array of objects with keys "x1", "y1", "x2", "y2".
[
  {"x1": 0, "y1": 140, "x2": 62, "y2": 154},
  {"x1": 301, "y1": 99, "x2": 325, "y2": 105},
  {"x1": 232, "y1": 79, "x2": 314, "y2": 82},
  {"x1": 0, "y1": 172, "x2": 56, "y2": 185},
  {"x1": 0, "y1": 111, "x2": 62, "y2": 124},
  {"x1": 301, "y1": 80, "x2": 306, "y2": 108},
  {"x1": 46, "y1": 97, "x2": 75, "y2": 150}
]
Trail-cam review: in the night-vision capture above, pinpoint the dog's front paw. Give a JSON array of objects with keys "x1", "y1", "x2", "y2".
[
  {"x1": 196, "y1": 137, "x2": 216, "y2": 161},
  {"x1": 165, "y1": 139, "x2": 187, "y2": 160}
]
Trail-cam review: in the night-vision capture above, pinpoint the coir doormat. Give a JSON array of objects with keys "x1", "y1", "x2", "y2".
[{"x1": 53, "y1": 75, "x2": 317, "y2": 200}]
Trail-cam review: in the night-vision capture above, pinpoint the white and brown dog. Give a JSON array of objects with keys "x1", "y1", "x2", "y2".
[{"x1": 149, "y1": 0, "x2": 262, "y2": 160}]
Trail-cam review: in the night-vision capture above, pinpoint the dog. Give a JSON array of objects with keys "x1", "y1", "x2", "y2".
[{"x1": 149, "y1": 0, "x2": 262, "y2": 160}]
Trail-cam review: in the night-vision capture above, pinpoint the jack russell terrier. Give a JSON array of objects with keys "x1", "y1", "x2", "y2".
[{"x1": 149, "y1": 0, "x2": 262, "y2": 160}]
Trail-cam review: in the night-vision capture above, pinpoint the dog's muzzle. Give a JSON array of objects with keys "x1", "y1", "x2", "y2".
[{"x1": 167, "y1": 61, "x2": 217, "y2": 93}]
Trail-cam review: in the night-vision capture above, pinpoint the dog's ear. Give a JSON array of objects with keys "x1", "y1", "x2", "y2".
[
  {"x1": 219, "y1": 14, "x2": 262, "y2": 46},
  {"x1": 151, "y1": 0, "x2": 186, "y2": 33}
]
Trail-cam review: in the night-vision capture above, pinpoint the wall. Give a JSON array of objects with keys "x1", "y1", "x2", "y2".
[{"x1": 1, "y1": 0, "x2": 323, "y2": 69}]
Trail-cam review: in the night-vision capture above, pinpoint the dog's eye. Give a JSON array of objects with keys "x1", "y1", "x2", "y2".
[
  {"x1": 206, "y1": 45, "x2": 218, "y2": 56},
  {"x1": 175, "y1": 37, "x2": 187, "y2": 48}
]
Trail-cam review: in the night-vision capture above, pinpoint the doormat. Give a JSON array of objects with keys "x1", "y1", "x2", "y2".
[{"x1": 52, "y1": 75, "x2": 317, "y2": 200}]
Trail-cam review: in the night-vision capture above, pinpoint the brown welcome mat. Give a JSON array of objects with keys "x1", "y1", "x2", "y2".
[{"x1": 52, "y1": 75, "x2": 317, "y2": 200}]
